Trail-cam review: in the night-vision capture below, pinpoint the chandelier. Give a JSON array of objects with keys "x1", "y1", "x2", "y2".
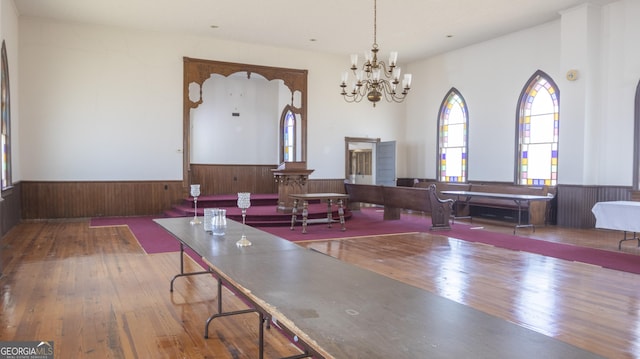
[{"x1": 340, "y1": 0, "x2": 412, "y2": 107}]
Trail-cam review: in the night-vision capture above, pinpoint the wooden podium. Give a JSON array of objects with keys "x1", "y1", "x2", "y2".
[{"x1": 271, "y1": 162, "x2": 314, "y2": 212}]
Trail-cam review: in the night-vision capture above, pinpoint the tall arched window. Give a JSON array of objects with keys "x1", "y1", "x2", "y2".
[
  {"x1": 516, "y1": 70, "x2": 559, "y2": 186},
  {"x1": 283, "y1": 111, "x2": 295, "y2": 161},
  {"x1": 437, "y1": 88, "x2": 468, "y2": 182},
  {"x1": 280, "y1": 105, "x2": 297, "y2": 163},
  {"x1": 1, "y1": 40, "x2": 11, "y2": 190}
]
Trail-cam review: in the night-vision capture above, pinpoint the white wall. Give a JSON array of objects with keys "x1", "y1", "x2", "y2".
[
  {"x1": 404, "y1": 0, "x2": 640, "y2": 186},
  {"x1": 191, "y1": 74, "x2": 280, "y2": 164},
  {"x1": 595, "y1": 0, "x2": 640, "y2": 185},
  {"x1": 405, "y1": 21, "x2": 561, "y2": 182},
  {"x1": 18, "y1": 17, "x2": 404, "y2": 181},
  {"x1": 15, "y1": 0, "x2": 640, "y2": 186}
]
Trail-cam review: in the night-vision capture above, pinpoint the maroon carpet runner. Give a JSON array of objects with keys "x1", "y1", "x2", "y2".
[{"x1": 90, "y1": 209, "x2": 640, "y2": 275}]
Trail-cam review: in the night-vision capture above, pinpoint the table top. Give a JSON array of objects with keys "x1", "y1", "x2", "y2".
[
  {"x1": 155, "y1": 217, "x2": 602, "y2": 359},
  {"x1": 289, "y1": 192, "x2": 349, "y2": 200},
  {"x1": 441, "y1": 190, "x2": 554, "y2": 201},
  {"x1": 592, "y1": 200, "x2": 640, "y2": 232}
]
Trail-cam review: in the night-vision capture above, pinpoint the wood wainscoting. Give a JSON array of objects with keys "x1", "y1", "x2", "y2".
[
  {"x1": 190, "y1": 164, "x2": 347, "y2": 196},
  {"x1": 1, "y1": 182, "x2": 22, "y2": 237},
  {"x1": 308, "y1": 178, "x2": 348, "y2": 194},
  {"x1": 20, "y1": 169, "x2": 348, "y2": 221},
  {"x1": 21, "y1": 180, "x2": 185, "y2": 219},
  {"x1": 190, "y1": 164, "x2": 278, "y2": 195},
  {"x1": 555, "y1": 184, "x2": 632, "y2": 228}
]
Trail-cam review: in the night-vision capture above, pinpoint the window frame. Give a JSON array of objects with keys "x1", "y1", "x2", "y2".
[
  {"x1": 515, "y1": 70, "x2": 559, "y2": 187},
  {"x1": 279, "y1": 104, "x2": 299, "y2": 163},
  {"x1": 437, "y1": 87, "x2": 469, "y2": 183},
  {"x1": 1, "y1": 40, "x2": 12, "y2": 191}
]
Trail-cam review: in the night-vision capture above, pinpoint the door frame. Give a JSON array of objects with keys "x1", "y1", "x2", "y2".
[{"x1": 344, "y1": 137, "x2": 380, "y2": 182}]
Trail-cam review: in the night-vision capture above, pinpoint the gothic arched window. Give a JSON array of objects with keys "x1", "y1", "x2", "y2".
[
  {"x1": 516, "y1": 70, "x2": 559, "y2": 186},
  {"x1": 437, "y1": 88, "x2": 468, "y2": 182}
]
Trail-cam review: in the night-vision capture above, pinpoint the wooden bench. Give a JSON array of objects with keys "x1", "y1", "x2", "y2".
[
  {"x1": 415, "y1": 181, "x2": 552, "y2": 225},
  {"x1": 344, "y1": 183, "x2": 454, "y2": 230}
]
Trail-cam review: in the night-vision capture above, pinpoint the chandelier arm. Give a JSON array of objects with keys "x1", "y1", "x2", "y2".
[
  {"x1": 354, "y1": 61, "x2": 394, "y2": 79},
  {"x1": 378, "y1": 80, "x2": 408, "y2": 103},
  {"x1": 341, "y1": 82, "x2": 370, "y2": 103},
  {"x1": 342, "y1": 92, "x2": 366, "y2": 103}
]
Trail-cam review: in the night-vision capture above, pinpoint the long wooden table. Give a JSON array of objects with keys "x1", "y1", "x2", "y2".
[
  {"x1": 441, "y1": 190, "x2": 553, "y2": 233},
  {"x1": 592, "y1": 200, "x2": 640, "y2": 249},
  {"x1": 154, "y1": 217, "x2": 602, "y2": 359}
]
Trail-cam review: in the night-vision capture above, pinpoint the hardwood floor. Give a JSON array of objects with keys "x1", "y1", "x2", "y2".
[
  {"x1": 1, "y1": 217, "x2": 638, "y2": 358},
  {"x1": 298, "y1": 217, "x2": 640, "y2": 359},
  {"x1": 0, "y1": 221, "x2": 302, "y2": 358}
]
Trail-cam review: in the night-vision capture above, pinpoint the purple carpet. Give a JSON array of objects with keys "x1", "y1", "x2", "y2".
[
  {"x1": 90, "y1": 215, "x2": 181, "y2": 254},
  {"x1": 90, "y1": 209, "x2": 640, "y2": 275}
]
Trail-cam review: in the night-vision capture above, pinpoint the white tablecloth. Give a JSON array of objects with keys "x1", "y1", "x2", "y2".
[{"x1": 591, "y1": 201, "x2": 640, "y2": 232}]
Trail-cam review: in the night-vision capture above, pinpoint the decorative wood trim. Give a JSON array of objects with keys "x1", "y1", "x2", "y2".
[
  {"x1": 183, "y1": 58, "x2": 308, "y2": 194},
  {"x1": 344, "y1": 137, "x2": 380, "y2": 181}
]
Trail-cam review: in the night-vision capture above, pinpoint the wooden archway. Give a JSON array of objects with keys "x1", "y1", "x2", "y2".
[{"x1": 182, "y1": 57, "x2": 308, "y2": 192}]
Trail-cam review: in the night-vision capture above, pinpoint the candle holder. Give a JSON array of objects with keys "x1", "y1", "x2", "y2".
[
  {"x1": 190, "y1": 184, "x2": 201, "y2": 225},
  {"x1": 236, "y1": 192, "x2": 252, "y2": 247}
]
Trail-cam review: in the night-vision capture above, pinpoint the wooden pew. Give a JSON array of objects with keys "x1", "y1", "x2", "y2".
[
  {"x1": 344, "y1": 183, "x2": 453, "y2": 229},
  {"x1": 415, "y1": 181, "x2": 552, "y2": 225}
]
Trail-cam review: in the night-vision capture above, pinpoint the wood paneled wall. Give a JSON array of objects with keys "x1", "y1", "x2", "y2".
[
  {"x1": 18, "y1": 169, "x2": 348, "y2": 220},
  {"x1": 550, "y1": 184, "x2": 631, "y2": 228},
  {"x1": 190, "y1": 164, "x2": 347, "y2": 196},
  {"x1": 308, "y1": 179, "x2": 348, "y2": 194},
  {"x1": 21, "y1": 181, "x2": 184, "y2": 219},
  {"x1": 190, "y1": 164, "x2": 278, "y2": 195},
  {"x1": 1, "y1": 182, "x2": 22, "y2": 237},
  {"x1": 18, "y1": 171, "x2": 633, "y2": 227}
]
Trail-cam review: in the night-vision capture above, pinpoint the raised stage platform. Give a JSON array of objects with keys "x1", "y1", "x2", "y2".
[{"x1": 165, "y1": 193, "x2": 352, "y2": 227}]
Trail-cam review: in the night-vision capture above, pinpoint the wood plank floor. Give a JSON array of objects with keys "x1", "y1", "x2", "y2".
[
  {"x1": 298, "y1": 217, "x2": 640, "y2": 359},
  {"x1": 1, "y1": 216, "x2": 639, "y2": 358},
  {"x1": 0, "y1": 221, "x2": 303, "y2": 358}
]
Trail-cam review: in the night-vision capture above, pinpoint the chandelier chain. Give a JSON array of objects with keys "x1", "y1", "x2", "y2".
[{"x1": 373, "y1": 0, "x2": 377, "y2": 48}]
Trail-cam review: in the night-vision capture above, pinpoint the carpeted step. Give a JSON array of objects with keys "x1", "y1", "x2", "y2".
[
  {"x1": 186, "y1": 194, "x2": 279, "y2": 208},
  {"x1": 164, "y1": 194, "x2": 350, "y2": 227}
]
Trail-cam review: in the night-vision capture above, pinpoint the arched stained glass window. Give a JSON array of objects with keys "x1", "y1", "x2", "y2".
[
  {"x1": 438, "y1": 88, "x2": 468, "y2": 182},
  {"x1": 1, "y1": 40, "x2": 11, "y2": 190},
  {"x1": 517, "y1": 70, "x2": 559, "y2": 186},
  {"x1": 282, "y1": 109, "x2": 295, "y2": 162}
]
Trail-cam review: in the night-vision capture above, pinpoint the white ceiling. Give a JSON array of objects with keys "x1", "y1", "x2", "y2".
[{"x1": 14, "y1": 0, "x2": 616, "y2": 62}]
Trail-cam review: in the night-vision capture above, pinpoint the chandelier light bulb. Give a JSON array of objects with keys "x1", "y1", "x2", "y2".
[
  {"x1": 403, "y1": 74, "x2": 413, "y2": 88},
  {"x1": 392, "y1": 67, "x2": 401, "y2": 82},
  {"x1": 389, "y1": 51, "x2": 398, "y2": 66}
]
